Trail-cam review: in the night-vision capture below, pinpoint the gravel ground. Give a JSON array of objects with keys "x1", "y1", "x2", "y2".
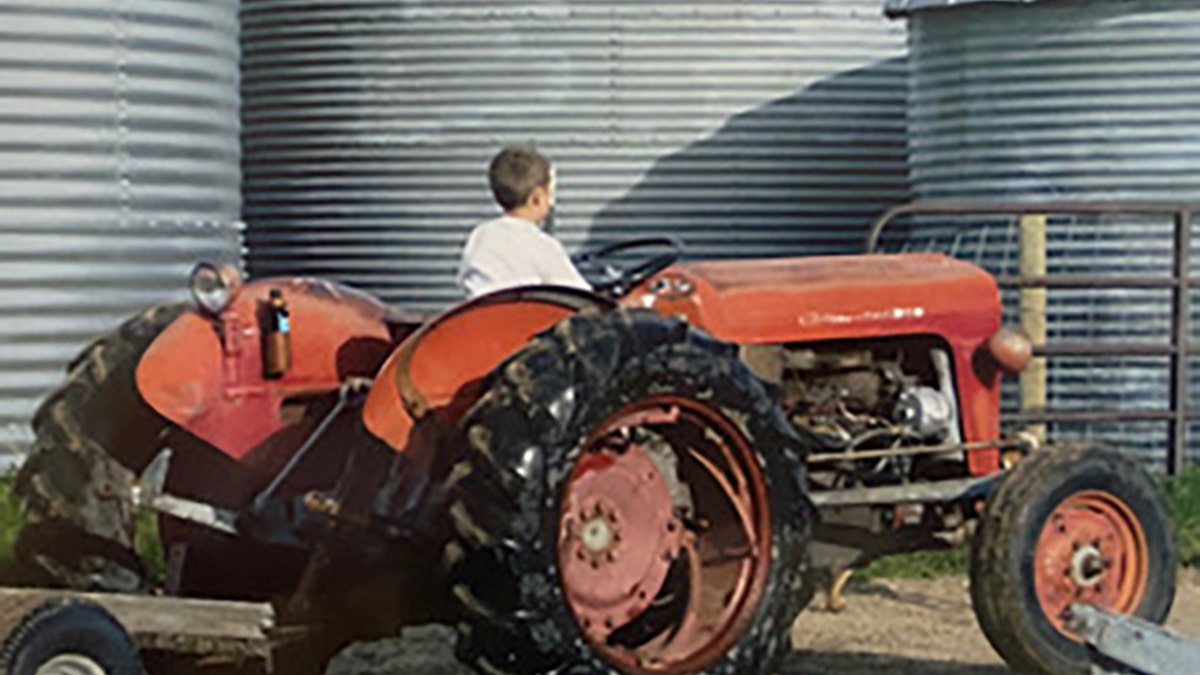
[{"x1": 327, "y1": 571, "x2": 1200, "y2": 675}]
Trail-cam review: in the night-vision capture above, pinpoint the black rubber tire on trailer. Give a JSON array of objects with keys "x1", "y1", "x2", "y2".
[
  {"x1": 1, "y1": 600, "x2": 143, "y2": 675},
  {"x1": 13, "y1": 304, "x2": 186, "y2": 593},
  {"x1": 970, "y1": 445, "x2": 1178, "y2": 675},
  {"x1": 444, "y1": 308, "x2": 814, "y2": 675}
]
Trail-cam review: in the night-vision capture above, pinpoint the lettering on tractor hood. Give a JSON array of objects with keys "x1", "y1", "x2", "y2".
[{"x1": 650, "y1": 253, "x2": 1001, "y2": 345}]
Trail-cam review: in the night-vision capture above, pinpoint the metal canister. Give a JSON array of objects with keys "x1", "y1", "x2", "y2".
[{"x1": 263, "y1": 289, "x2": 292, "y2": 379}]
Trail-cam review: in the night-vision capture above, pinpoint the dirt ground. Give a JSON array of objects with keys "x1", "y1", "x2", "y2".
[{"x1": 327, "y1": 571, "x2": 1200, "y2": 675}]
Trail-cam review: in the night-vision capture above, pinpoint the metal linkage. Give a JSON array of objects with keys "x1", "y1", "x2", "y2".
[{"x1": 1069, "y1": 603, "x2": 1200, "y2": 675}]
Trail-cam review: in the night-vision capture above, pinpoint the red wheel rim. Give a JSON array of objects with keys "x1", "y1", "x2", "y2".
[
  {"x1": 557, "y1": 397, "x2": 772, "y2": 674},
  {"x1": 1033, "y1": 490, "x2": 1150, "y2": 638}
]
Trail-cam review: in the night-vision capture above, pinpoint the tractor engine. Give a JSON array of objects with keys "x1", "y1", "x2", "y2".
[{"x1": 745, "y1": 338, "x2": 960, "y2": 486}]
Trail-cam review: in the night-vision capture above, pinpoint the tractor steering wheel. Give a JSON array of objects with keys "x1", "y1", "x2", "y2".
[{"x1": 571, "y1": 237, "x2": 684, "y2": 298}]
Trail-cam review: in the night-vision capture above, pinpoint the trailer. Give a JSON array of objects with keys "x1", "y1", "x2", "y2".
[{"x1": 0, "y1": 588, "x2": 277, "y2": 675}]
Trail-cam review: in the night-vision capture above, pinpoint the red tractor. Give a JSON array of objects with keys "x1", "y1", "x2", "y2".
[{"x1": 12, "y1": 235, "x2": 1177, "y2": 675}]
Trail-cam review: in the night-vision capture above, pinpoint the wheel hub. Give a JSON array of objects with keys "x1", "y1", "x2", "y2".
[
  {"x1": 1070, "y1": 544, "x2": 1106, "y2": 588},
  {"x1": 581, "y1": 511, "x2": 617, "y2": 554},
  {"x1": 557, "y1": 398, "x2": 774, "y2": 675},
  {"x1": 35, "y1": 654, "x2": 108, "y2": 675},
  {"x1": 1034, "y1": 490, "x2": 1149, "y2": 637},
  {"x1": 559, "y1": 444, "x2": 684, "y2": 641}
]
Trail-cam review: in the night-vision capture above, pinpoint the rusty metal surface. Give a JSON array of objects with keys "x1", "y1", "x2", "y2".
[
  {"x1": 240, "y1": 0, "x2": 908, "y2": 313},
  {"x1": 0, "y1": 0, "x2": 242, "y2": 454}
]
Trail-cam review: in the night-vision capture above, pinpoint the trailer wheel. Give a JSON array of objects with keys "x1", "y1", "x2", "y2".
[
  {"x1": 1, "y1": 601, "x2": 143, "y2": 675},
  {"x1": 13, "y1": 304, "x2": 185, "y2": 592},
  {"x1": 970, "y1": 445, "x2": 1178, "y2": 675},
  {"x1": 445, "y1": 309, "x2": 813, "y2": 675}
]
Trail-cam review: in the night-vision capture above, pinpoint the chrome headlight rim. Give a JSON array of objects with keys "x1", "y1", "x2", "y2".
[{"x1": 189, "y1": 262, "x2": 241, "y2": 315}]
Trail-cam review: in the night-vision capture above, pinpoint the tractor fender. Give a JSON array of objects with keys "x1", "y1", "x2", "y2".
[
  {"x1": 363, "y1": 286, "x2": 611, "y2": 452},
  {"x1": 136, "y1": 278, "x2": 399, "y2": 460}
]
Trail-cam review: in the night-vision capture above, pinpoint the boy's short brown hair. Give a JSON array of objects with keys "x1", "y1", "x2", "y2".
[{"x1": 489, "y1": 146, "x2": 552, "y2": 211}]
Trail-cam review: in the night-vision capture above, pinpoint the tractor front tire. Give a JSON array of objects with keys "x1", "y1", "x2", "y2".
[
  {"x1": 13, "y1": 304, "x2": 185, "y2": 592},
  {"x1": 970, "y1": 445, "x2": 1177, "y2": 675},
  {"x1": 445, "y1": 309, "x2": 813, "y2": 675}
]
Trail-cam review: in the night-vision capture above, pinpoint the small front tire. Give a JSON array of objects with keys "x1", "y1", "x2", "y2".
[{"x1": 970, "y1": 445, "x2": 1177, "y2": 675}]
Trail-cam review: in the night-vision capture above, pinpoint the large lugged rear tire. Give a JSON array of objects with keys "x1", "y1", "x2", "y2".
[
  {"x1": 970, "y1": 445, "x2": 1177, "y2": 675},
  {"x1": 445, "y1": 308, "x2": 813, "y2": 675},
  {"x1": 13, "y1": 304, "x2": 185, "y2": 592}
]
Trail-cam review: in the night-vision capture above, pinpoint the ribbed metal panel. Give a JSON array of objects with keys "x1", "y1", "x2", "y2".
[
  {"x1": 897, "y1": 0, "x2": 1200, "y2": 465},
  {"x1": 242, "y1": 0, "x2": 908, "y2": 312},
  {"x1": 884, "y1": 0, "x2": 1046, "y2": 18},
  {"x1": 0, "y1": 0, "x2": 242, "y2": 453}
]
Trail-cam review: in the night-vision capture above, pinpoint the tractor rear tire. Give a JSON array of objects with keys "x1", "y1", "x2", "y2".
[
  {"x1": 444, "y1": 308, "x2": 813, "y2": 675},
  {"x1": 13, "y1": 304, "x2": 186, "y2": 592},
  {"x1": 969, "y1": 445, "x2": 1177, "y2": 675}
]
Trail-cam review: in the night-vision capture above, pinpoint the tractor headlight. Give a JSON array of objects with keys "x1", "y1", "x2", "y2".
[
  {"x1": 189, "y1": 262, "x2": 242, "y2": 315},
  {"x1": 988, "y1": 326, "x2": 1034, "y2": 373}
]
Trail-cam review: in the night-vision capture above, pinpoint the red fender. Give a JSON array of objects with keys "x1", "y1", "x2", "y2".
[
  {"x1": 137, "y1": 278, "x2": 402, "y2": 460},
  {"x1": 363, "y1": 287, "x2": 608, "y2": 452}
]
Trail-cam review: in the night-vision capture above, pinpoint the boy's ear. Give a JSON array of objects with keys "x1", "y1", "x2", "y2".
[{"x1": 527, "y1": 185, "x2": 548, "y2": 208}]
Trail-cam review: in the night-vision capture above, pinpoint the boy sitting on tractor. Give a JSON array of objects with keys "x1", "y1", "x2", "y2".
[{"x1": 458, "y1": 146, "x2": 591, "y2": 298}]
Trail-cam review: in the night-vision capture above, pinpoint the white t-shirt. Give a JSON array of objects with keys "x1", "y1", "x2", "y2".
[{"x1": 458, "y1": 215, "x2": 591, "y2": 298}]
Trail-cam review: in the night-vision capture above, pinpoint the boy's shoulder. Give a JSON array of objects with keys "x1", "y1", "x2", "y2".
[{"x1": 470, "y1": 215, "x2": 544, "y2": 241}]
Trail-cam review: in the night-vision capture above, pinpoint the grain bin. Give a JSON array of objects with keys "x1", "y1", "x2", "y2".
[
  {"x1": 886, "y1": 0, "x2": 1200, "y2": 465},
  {"x1": 0, "y1": 0, "x2": 242, "y2": 454},
  {"x1": 242, "y1": 0, "x2": 909, "y2": 312}
]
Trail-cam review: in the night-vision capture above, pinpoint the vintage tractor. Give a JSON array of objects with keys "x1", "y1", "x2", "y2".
[{"x1": 10, "y1": 235, "x2": 1177, "y2": 675}]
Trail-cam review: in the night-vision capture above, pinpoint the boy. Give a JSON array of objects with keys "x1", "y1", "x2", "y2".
[{"x1": 458, "y1": 146, "x2": 591, "y2": 298}]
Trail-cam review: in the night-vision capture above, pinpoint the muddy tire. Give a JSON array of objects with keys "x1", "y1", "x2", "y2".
[
  {"x1": 13, "y1": 304, "x2": 186, "y2": 592},
  {"x1": 969, "y1": 445, "x2": 1177, "y2": 675},
  {"x1": 445, "y1": 309, "x2": 813, "y2": 675}
]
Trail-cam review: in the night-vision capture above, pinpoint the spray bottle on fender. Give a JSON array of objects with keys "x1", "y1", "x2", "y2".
[{"x1": 263, "y1": 288, "x2": 292, "y2": 379}]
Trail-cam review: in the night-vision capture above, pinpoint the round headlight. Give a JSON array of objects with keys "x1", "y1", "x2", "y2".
[
  {"x1": 988, "y1": 326, "x2": 1034, "y2": 373},
  {"x1": 189, "y1": 262, "x2": 242, "y2": 315}
]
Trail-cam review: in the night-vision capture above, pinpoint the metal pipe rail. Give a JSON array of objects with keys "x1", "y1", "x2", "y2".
[{"x1": 867, "y1": 201, "x2": 1197, "y2": 474}]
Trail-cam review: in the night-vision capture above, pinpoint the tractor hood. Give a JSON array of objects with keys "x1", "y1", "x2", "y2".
[{"x1": 634, "y1": 253, "x2": 1001, "y2": 348}]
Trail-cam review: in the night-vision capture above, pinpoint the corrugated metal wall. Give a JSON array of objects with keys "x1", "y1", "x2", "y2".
[
  {"x1": 891, "y1": 0, "x2": 1200, "y2": 465},
  {"x1": 0, "y1": 0, "x2": 242, "y2": 453},
  {"x1": 242, "y1": 0, "x2": 909, "y2": 312}
]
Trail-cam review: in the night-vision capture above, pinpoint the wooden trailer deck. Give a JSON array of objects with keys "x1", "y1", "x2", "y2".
[{"x1": 0, "y1": 588, "x2": 276, "y2": 663}]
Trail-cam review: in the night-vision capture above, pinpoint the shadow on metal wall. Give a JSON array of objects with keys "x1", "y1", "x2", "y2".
[{"x1": 583, "y1": 58, "x2": 909, "y2": 262}]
